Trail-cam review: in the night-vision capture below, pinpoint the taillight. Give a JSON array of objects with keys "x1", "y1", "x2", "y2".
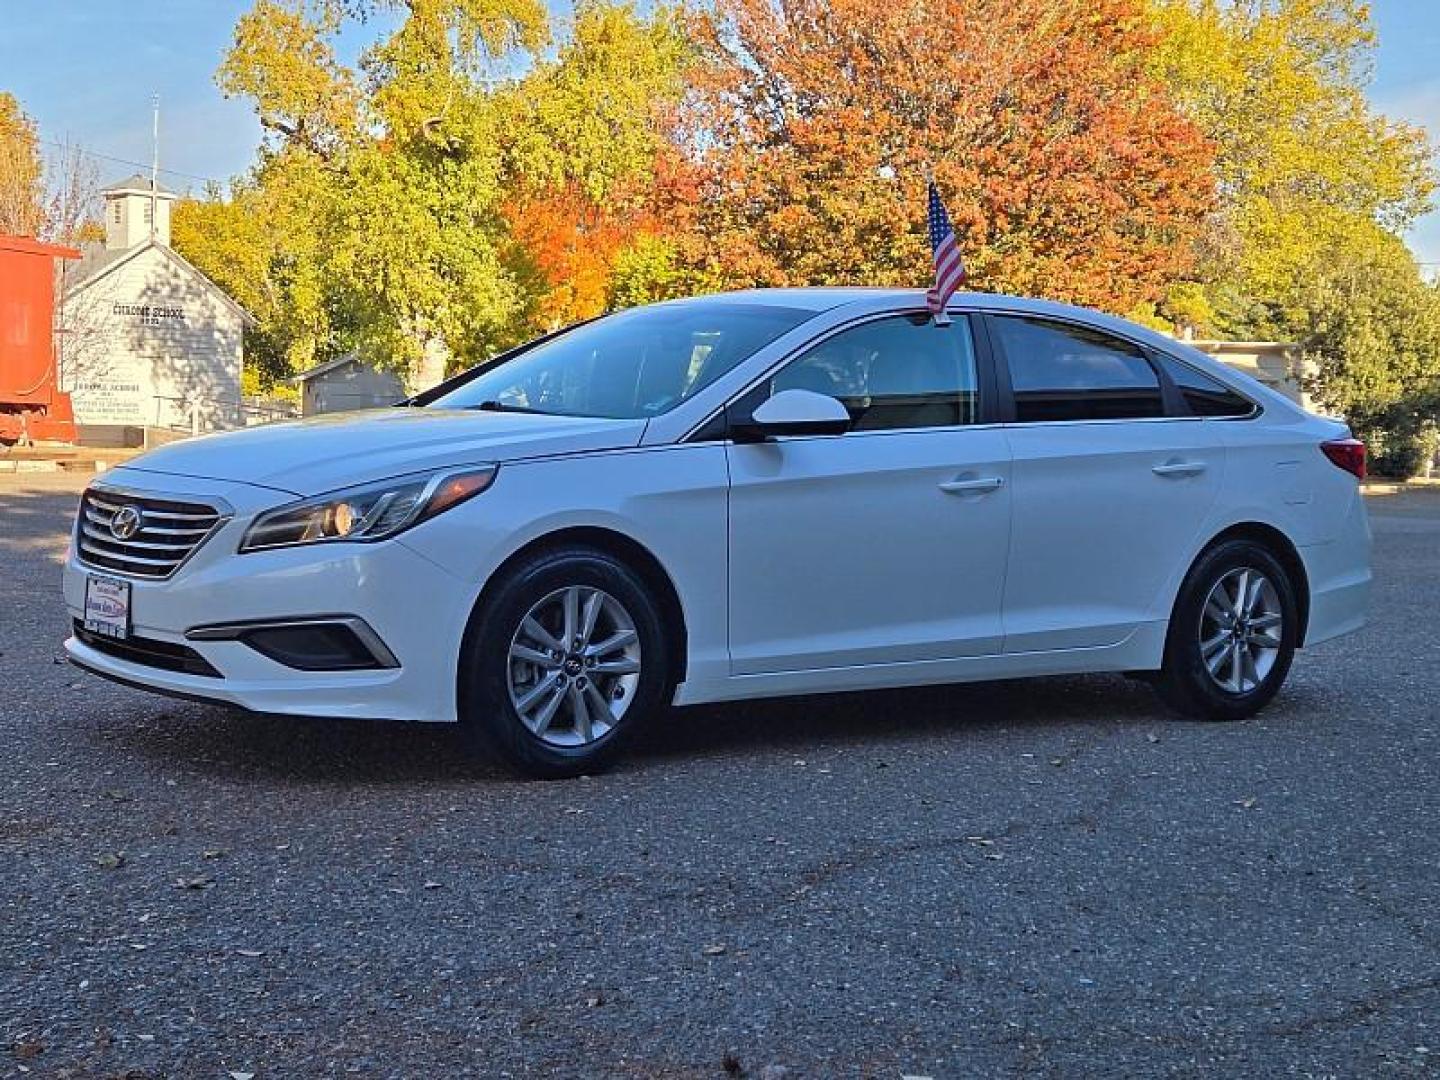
[{"x1": 1320, "y1": 437, "x2": 1366, "y2": 480}]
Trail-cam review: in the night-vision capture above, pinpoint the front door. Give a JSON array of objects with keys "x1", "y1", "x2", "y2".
[{"x1": 726, "y1": 313, "x2": 1012, "y2": 674}]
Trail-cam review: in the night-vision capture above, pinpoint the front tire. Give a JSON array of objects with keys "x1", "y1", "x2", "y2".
[
  {"x1": 1155, "y1": 539, "x2": 1299, "y2": 722},
  {"x1": 458, "y1": 546, "x2": 672, "y2": 778}
]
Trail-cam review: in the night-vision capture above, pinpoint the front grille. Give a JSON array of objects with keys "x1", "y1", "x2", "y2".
[
  {"x1": 76, "y1": 488, "x2": 225, "y2": 579},
  {"x1": 73, "y1": 621, "x2": 223, "y2": 678}
]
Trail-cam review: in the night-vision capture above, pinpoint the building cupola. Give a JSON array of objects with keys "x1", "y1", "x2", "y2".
[{"x1": 101, "y1": 173, "x2": 177, "y2": 251}]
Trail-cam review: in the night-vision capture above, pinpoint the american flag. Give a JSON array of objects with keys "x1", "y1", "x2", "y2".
[{"x1": 926, "y1": 179, "x2": 965, "y2": 322}]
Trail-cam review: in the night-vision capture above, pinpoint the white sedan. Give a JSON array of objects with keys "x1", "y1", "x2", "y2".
[{"x1": 63, "y1": 289, "x2": 1372, "y2": 777}]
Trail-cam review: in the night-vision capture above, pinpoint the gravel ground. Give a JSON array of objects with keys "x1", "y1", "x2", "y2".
[{"x1": 1, "y1": 472, "x2": 1437, "y2": 1079}]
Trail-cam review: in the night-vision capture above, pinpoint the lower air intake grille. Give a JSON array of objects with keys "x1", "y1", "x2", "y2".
[
  {"x1": 76, "y1": 488, "x2": 224, "y2": 579},
  {"x1": 73, "y1": 621, "x2": 223, "y2": 678}
]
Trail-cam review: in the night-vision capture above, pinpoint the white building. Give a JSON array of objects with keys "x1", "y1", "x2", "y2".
[{"x1": 58, "y1": 174, "x2": 253, "y2": 446}]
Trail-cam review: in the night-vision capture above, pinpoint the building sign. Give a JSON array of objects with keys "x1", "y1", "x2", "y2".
[
  {"x1": 69, "y1": 356, "x2": 149, "y2": 426},
  {"x1": 112, "y1": 301, "x2": 185, "y2": 326}
]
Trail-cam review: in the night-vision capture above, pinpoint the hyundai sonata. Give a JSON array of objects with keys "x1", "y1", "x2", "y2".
[{"x1": 63, "y1": 289, "x2": 1371, "y2": 776}]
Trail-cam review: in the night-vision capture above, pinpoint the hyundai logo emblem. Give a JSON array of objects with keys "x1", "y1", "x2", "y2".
[{"x1": 110, "y1": 505, "x2": 143, "y2": 541}]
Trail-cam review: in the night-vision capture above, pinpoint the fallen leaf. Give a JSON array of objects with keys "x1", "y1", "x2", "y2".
[
  {"x1": 96, "y1": 852, "x2": 126, "y2": 870},
  {"x1": 13, "y1": 1039, "x2": 43, "y2": 1060}
]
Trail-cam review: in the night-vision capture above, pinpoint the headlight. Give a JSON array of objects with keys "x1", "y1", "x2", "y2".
[{"x1": 239, "y1": 465, "x2": 498, "y2": 553}]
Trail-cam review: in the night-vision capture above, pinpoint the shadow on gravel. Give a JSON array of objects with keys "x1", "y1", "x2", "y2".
[
  {"x1": 90, "y1": 669, "x2": 1176, "y2": 783},
  {"x1": 0, "y1": 482, "x2": 82, "y2": 560}
]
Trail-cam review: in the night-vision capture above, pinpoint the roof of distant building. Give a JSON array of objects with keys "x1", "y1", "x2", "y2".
[
  {"x1": 62, "y1": 238, "x2": 254, "y2": 326},
  {"x1": 100, "y1": 173, "x2": 177, "y2": 199}
]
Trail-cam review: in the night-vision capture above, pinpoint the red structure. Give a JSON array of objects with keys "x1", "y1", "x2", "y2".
[{"x1": 1, "y1": 234, "x2": 81, "y2": 445}]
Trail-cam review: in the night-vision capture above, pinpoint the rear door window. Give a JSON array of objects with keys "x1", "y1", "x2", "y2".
[{"x1": 990, "y1": 316, "x2": 1164, "y2": 422}]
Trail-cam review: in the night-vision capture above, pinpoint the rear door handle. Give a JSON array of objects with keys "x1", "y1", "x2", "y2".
[
  {"x1": 1152, "y1": 460, "x2": 1207, "y2": 478},
  {"x1": 939, "y1": 476, "x2": 1005, "y2": 495}
]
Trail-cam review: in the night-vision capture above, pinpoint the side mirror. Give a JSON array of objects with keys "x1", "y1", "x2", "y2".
[{"x1": 730, "y1": 388, "x2": 852, "y2": 443}]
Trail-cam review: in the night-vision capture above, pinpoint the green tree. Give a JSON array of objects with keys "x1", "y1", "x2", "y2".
[
  {"x1": 201, "y1": 0, "x2": 686, "y2": 378},
  {"x1": 1147, "y1": 0, "x2": 1440, "y2": 455},
  {"x1": 1148, "y1": 0, "x2": 1436, "y2": 334}
]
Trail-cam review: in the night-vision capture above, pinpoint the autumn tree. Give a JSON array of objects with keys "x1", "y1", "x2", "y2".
[
  {"x1": 675, "y1": 0, "x2": 1215, "y2": 314},
  {"x1": 0, "y1": 92, "x2": 44, "y2": 237}
]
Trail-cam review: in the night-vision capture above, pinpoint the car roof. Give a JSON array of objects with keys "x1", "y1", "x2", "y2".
[
  {"x1": 670, "y1": 287, "x2": 1156, "y2": 334},
  {"x1": 679, "y1": 287, "x2": 1206, "y2": 357}
]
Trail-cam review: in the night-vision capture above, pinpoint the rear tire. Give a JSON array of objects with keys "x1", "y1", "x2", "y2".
[
  {"x1": 457, "y1": 546, "x2": 672, "y2": 778},
  {"x1": 1155, "y1": 539, "x2": 1299, "y2": 722}
]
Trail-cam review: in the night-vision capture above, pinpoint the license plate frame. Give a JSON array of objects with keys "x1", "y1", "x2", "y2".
[{"x1": 83, "y1": 574, "x2": 132, "y2": 640}]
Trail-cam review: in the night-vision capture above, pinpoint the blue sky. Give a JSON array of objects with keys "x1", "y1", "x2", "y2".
[{"x1": 2, "y1": 0, "x2": 1438, "y2": 265}]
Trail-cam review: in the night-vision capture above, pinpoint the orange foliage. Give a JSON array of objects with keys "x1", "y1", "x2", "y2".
[
  {"x1": 676, "y1": 0, "x2": 1217, "y2": 314},
  {"x1": 505, "y1": 184, "x2": 661, "y2": 328}
]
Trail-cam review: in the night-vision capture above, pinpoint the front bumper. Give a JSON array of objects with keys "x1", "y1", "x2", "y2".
[{"x1": 62, "y1": 472, "x2": 480, "y2": 723}]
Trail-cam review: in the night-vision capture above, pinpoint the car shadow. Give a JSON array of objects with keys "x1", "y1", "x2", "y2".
[{"x1": 98, "y1": 671, "x2": 1177, "y2": 784}]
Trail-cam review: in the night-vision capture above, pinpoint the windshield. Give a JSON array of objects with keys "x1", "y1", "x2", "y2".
[{"x1": 430, "y1": 301, "x2": 815, "y2": 419}]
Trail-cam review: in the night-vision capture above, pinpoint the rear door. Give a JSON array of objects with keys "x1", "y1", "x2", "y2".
[
  {"x1": 726, "y1": 312, "x2": 1012, "y2": 673},
  {"x1": 983, "y1": 314, "x2": 1226, "y2": 652}
]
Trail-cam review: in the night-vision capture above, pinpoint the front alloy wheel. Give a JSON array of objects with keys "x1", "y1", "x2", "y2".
[
  {"x1": 458, "y1": 546, "x2": 671, "y2": 778},
  {"x1": 507, "y1": 586, "x2": 642, "y2": 746}
]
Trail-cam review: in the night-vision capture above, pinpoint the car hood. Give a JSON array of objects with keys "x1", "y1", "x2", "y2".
[{"x1": 117, "y1": 408, "x2": 649, "y2": 496}]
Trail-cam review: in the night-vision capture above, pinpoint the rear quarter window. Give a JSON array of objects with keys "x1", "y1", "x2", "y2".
[{"x1": 1155, "y1": 354, "x2": 1256, "y2": 417}]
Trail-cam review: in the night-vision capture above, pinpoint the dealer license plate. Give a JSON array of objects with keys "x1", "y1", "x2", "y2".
[{"x1": 83, "y1": 574, "x2": 131, "y2": 640}]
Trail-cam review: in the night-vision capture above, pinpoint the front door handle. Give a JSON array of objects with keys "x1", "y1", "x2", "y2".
[
  {"x1": 1152, "y1": 460, "x2": 1208, "y2": 478},
  {"x1": 939, "y1": 476, "x2": 1005, "y2": 495}
]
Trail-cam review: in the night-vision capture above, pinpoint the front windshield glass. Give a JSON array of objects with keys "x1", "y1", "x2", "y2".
[{"x1": 430, "y1": 301, "x2": 815, "y2": 419}]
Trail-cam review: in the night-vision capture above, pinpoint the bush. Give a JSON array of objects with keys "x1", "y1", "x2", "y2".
[{"x1": 1370, "y1": 427, "x2": 1438, "y2": 480}]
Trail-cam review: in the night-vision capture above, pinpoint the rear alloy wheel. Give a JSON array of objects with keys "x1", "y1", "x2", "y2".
[
  {"x1": 458, "y1": 547, "x2": 671, "y2": 778},
  {"x1": 1156, "y1": 539, "x2": 1299, "y2": 721}
]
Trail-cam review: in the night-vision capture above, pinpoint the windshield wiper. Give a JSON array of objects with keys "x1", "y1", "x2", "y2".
[{"x1": 470, "y1": 400, "x2": 550, "y2": 415}]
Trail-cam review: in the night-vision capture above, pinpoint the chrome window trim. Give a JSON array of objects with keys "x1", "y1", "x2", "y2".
[{"x1": 979, "y1": 306, "x2": 1263, "y2": 421}]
